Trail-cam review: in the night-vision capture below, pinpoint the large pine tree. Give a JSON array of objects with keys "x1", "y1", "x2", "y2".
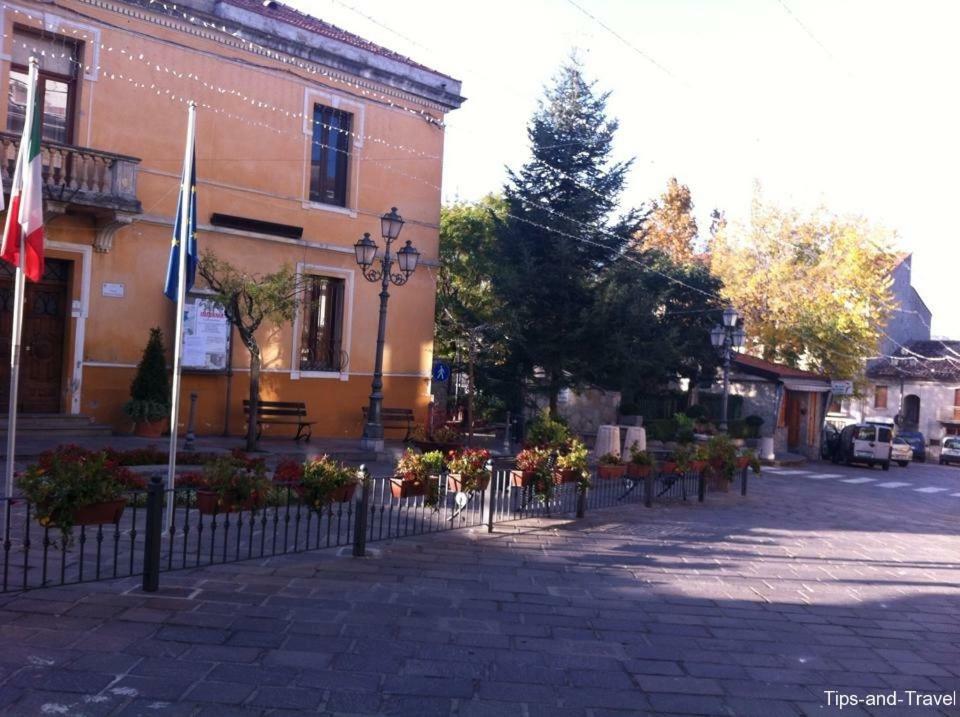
[{"x1": 494, "y1": 58, "x2": 641, "y2": 416}]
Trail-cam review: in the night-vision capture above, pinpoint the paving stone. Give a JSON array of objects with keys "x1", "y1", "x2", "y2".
[
  {"x1": 381, "y1": 674, "x2": 474, "y2": 698},
  {"x1": 109, "y1": 675, "x2": 194, "y2": 701},
  {"x1": 8, "y1": 667, "x2": 114, "y2": 694},
  {"x1": 247, "y1": 685, "x2": 323, "y2": 710},
  {"x1": 183, "y1": 680, "x2": 255, "y2": 705}
]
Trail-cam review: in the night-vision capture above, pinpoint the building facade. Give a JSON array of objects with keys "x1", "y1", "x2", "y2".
[
  {"x1": 849, "y1": 342, "x2": 960, "y2": 443},
  {"x1": 702, "y1": 354, "x2": 832, "y2": 460},
  {"x1": 830, "y1": 254, "x2": 960, "y2": 444},
  {"x1": 0, "y1": 0, "x2": 463, "y2": 437}
]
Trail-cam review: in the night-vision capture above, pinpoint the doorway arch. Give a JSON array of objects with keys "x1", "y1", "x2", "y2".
[{"x1": 902, "y1": 394, "x2": 920, "y2": 431}]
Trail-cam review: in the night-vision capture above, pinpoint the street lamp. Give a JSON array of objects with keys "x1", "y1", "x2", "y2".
[
  {"x1": 710, "y1": 307, "x2": 745, "y2": 433},
  {"x1": 355, "y1": 208, "x2": 420, "y2": 452}
]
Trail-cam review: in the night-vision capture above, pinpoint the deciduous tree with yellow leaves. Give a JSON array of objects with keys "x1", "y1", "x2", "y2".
[{"x1": 709, "y1": 192, "x2": 897, "y2": 380}]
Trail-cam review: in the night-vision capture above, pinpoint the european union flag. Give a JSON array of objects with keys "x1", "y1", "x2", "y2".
[{"x1": 163, "y1": 150, "x2": 197, "y2": 301}]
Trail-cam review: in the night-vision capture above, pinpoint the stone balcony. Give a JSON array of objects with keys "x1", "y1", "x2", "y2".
[{"x1": 0, "y1": 132, "x2": 141, "y2": 253}]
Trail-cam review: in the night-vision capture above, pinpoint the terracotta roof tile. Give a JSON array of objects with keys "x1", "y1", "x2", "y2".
[
  {"x1": 867, "y1": 341, "x2": 960, "y2": 381},
  {"x1": 733, "y1": 353, "x2": 830, "y2": 381},
  {"x1": 223, "y1": 0, "x2": 454, "y2": 79}
]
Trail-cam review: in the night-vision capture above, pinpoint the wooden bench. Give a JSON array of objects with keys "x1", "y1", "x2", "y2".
[
  {"x1": 243, "y1": 400, "x2": 314, "y2": 442},
  {"x1": 361, "y1": 406, "x2": 415, "y2": 441}
]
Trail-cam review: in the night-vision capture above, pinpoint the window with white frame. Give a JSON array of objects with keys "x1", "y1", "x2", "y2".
[{"x1": 299, "y1": 275, "x2": 345, "y2": 372}]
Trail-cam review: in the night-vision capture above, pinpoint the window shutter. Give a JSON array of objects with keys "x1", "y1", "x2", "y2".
[{"x1": 331, "y1": 279, "x2": 345, "y2": 371}]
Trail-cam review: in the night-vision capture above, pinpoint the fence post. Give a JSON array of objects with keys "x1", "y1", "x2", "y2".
[
  {"x1": 644, "y1": 470, "x2": 653, "y2": 508},
  {"x1": 741, "y1": 467, "x2": 748, "y2": 496},
  {"x1": 698, "y1": 471, "x2": 706, "y2": 503},
  {"x1": 576, "y1": 478, "x2": 587, "y2": 518},
  {"x1": 352, "y1": 466, "x2": 370, "y2": 558},
  {"x1": 142, "y1": 476, "x2": 163, "y2": 593}
]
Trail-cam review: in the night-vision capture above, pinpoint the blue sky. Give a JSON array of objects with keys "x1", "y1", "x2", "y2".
[{"x1": 290, "y1": 0, "x2": 960, "y2": 338}]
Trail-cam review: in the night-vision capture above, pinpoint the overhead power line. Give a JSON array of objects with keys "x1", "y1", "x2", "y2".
[{"x1": 563, "y1": 0, "x2": 688, "y2": 87}]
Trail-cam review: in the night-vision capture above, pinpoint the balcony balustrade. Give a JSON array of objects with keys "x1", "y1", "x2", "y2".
[{"x1": 0, "y1": 132, "x2": 141, "y2": 252}]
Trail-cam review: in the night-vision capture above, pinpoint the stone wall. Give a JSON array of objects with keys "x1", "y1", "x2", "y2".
[{"x1": 529, "y1": 387, "x2": 621, "y2": 438}]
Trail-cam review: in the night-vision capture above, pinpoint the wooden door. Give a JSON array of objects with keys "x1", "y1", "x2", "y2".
[
  {"x1": 0, "y1": 259, "x2": 70, "y2": 413},
  {"x1": 785, "y1": 391, "x2": 802, "y2": 449}
]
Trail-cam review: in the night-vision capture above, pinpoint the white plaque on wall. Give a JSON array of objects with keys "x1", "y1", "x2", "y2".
[{"x1": 102, "y1": 282, "x2": 125, "y2": 298}]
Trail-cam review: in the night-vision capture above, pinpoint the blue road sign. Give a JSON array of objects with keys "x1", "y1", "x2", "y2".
[{"x1": 432, "y1": 361, "x2": 451, "y2": 382}]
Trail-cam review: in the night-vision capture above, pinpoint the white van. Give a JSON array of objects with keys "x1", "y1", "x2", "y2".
[{"x1": 831, "y1": 423, "x2": 893, "y2": 470}]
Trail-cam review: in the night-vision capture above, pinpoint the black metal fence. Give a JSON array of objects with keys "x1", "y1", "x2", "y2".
[{"x1": 0, "y1": 461, "x2": 750, "y2": 595}]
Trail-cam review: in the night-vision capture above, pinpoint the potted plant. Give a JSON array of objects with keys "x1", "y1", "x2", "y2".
[
  {"x1": 705, "y1": 433, "x2": 738, "y2": 490},
  {"x1": 123, "y1": 328, "x2": 171, "y2": 438},
  {"x1": 597, "y1": 452, "x2": 626, "y2": 480},
  {"x1": 16, "y1": 445, "x2": 143, "y2": 541},
  {"x1": 691, "y1": 445, "x2": 710, "y2": 475},
  {"x1": 670, "y1": 443, "x2": 697, "y2": 475},
  {"x1": 196, "y1": 451, "x2": 271, "y2": 514},
  {"x1": 299, "y1": 455, "x2": 360, "y2": 508},
  {"x1": 736, "y1": 450, "x2": 762, "y2": 474},
  {"x1": 626, "y1": 442, "x2": 654, "y2": 478},
  {"x1": 512, "y1": 446, "x2": 554, "y2": 498},
  {"x1": 555, "y1": 438, "x2": 588, "y2": 484},
  {"x1": 391, "y1": 449, "x2": 444, "y2": 501},
  {"x1": 446, "y1": 448, "x2": 491, "y2": 493}
]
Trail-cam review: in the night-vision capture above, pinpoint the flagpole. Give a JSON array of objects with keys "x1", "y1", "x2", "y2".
[
  {"x1": 165, "y1": 101, "x2": 197, "y2": 530},
  {"x1": 3, "y1": 58, "x2": 39, "y2": 514}
]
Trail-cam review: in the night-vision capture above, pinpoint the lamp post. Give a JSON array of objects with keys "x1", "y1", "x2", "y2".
[
  {"x1": 710, "y1": 307, "x2": 746, "y2": 433},
  {"x1": 355, "y1": 208, "x2": 420, "y2": 452}
]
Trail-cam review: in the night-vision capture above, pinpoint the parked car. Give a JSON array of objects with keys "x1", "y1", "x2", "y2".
[
  {"x1": 821, "y1": 423, "x2": 841, "y2": 460},
  {"x1": 890, "y1": 437, "x2": 912, "y2": 467},
  {"x1": 939, "y1": 437, "x2": 960, "y2": 466},
  {"x1": 831, "y1": 423, "x2": 893, "y2": 470},
  {"x1": 896, "y1": 431, "x2": 926, "y2": 462}
]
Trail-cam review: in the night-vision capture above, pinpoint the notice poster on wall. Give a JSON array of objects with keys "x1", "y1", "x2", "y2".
[{"x1": 181, "y1": 295, "x2": 231, "y2": 372}]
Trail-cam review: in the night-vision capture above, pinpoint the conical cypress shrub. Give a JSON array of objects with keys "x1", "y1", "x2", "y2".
[{"x1": 124, "y1": 327, "x2": 170, "y2": 421}]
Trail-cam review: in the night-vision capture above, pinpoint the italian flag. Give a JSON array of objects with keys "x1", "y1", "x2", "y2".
[{"x1": 0, "y1": 71, "x2": 44, "y2": 282}]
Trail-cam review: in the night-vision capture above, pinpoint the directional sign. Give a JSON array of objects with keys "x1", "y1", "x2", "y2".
[
  {"x1": 831, "y1": 380, "x2": 854, "y2": 396},
  {"x1": 432, "y1": 361, "x2": 451, "y2": 383}
]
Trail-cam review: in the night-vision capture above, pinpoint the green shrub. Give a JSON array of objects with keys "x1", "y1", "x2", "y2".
[
  {"x1": 526, "y1": 411, "x2": 571, "y2": 448},
  {"x1": 124, "y1": 328, "x2": 170, "y2": 422},
  {"x1": 646, "y1": 418, "x2": 677, "y2": 442},
  {"x1": 299, "y1": 455, "x2": 359, "y2": 509}
]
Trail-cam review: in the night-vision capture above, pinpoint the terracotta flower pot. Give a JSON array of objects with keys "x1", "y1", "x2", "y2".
[
  {"x1": 626, "y1": 463, "x2": 651, "y2": 478},
  {"x1": 510, "y1": 469, "x2": 539, "y2": 487},
  {"x1": 660, "y1": 461, "x2": 678, "y2": 475},
  {"x1": 41, "y1": 499, "x2": 127, "y2": 528},
  {"x1": 597, "y1": 464, "x2": 626, "y2": 480},
  {"x1": 690, "y1": 460, "x2": 709, "y2": 474},
  {"x1": 389, "y1": 478, "x2": 426, "y2": 499},
  {"x1": 447, "y1": 473, "x2": 490, "y2": 493},
  {"x1": 553, "y1": 469, "x2": 581, "y2": 485},
  {"x1": 134, "y1": 418, "x2": 166, "y2": 438},
  {"x1": 735, "y1": 456, "x2": 750, "y2": 470},
  {"x1": 196, "y1": 490, "x2": 260, "y2": 515}
]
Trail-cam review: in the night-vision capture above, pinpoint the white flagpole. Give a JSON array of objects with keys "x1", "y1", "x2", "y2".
[
  {"x1": 3, "y1": 58, "x2": 39, "y2": 515},
  {"x1": 165, "y1": 101, "x2": 197, "y2": 530}
]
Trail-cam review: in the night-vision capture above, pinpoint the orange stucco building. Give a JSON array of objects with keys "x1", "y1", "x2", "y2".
[{"x1": 0, "y1": 0, "x2": 463, "y2": 438}]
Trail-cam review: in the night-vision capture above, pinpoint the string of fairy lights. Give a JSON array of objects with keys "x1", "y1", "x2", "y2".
[{"x1": 2, "y1": 0, "x2": 953, "y2": 370}]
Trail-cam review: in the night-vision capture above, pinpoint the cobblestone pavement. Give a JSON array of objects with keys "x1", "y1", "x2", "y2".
[{"x1": 0, "y1": 462, "x2": 958, "y2": 716}]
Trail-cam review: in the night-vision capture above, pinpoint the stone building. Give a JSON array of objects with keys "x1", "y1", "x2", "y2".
[{"x1": 702, "y1": 354, "x2": 832, "y2": 460}]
